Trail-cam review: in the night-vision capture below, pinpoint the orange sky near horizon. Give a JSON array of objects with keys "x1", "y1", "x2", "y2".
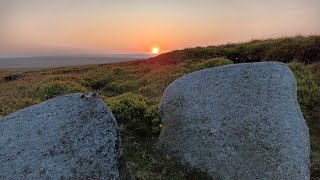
[{"x1": 0, "y1": 0, "x2": 319, "y2": 57}]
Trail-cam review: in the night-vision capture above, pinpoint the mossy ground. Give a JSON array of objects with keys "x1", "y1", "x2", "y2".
[{"x1": 0, "y1": 36, "x2": 319, "y2": 179}]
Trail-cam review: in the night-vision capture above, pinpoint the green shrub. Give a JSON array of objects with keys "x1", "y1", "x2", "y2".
[
  {"x1": 191, "y1": 58, "x2": 233, "y2": 71},
  {"x1": 111, "y1": 67, "x2": 126, "y2": 76},
  {"x1": 0, "y1": 97, "x2": 40, "y2": 116},
  {"x1": 137, "y1": 65, "x2": 188, "y2": 97},
  {"x1": 81, "y1": 66, "x2": 141, "y2": 90},
  {"x1": 42, "y1": 75, "x2": 83, "y2": 84},
  {"x1": 289, "y1": 62, "x2": 320, "y2": 135},
  {"x1": 105, "y1": 93, "x2": 153, "y2": 136},
  {"x1": 104, "y1": 80, "x2": 140, "y2": 96},
  {"x1": 298, "y1": 84, "x2": 320, "y2": 134},
  {"x1": 309, "y1": 63, "x2": 320, "y2": 86},
  {"x1": 144, "y1": 105, "x2": 161, "y2": 134},
  {"x1": 37, "y1": 80, "x2": 87, "y2": 100},
  {"x1": 81, "y1": 68, "x2": 113, "y2": 89}
]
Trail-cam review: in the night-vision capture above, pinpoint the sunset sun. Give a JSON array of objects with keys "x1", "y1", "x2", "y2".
[{"x1": 152, "y1": 47, "x2": 159, "y2": 54}]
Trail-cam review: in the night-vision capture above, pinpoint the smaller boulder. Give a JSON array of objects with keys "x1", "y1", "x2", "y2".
[{"x1": 0, "y1": 93, "x2": 127, "y2": 179}]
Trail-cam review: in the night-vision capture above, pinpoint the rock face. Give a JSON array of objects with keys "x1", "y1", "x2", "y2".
[
  {"x1": 0, "y1": 93, "x2": 127, "y2": 179},
  {"x1": 156, "y1": 62, "x2": 310, "y2": 179}
]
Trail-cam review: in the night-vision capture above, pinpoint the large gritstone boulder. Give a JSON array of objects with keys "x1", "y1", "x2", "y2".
[
  {"x1": 0, "y1": 93, "x2": 127, "y2": 179},
  {"x1": 156, "y1": 62, "x2": 310, "y2": 180}
]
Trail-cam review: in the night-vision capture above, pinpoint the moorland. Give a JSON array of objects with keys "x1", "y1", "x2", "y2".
[{"x1": 0, "y1": 35, "x2": 319, "y2": 179}]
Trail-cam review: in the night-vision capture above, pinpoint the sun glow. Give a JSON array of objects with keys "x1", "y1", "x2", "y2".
[{"x1": 152, "y1": 47, "x2": 159, "y2": 54}]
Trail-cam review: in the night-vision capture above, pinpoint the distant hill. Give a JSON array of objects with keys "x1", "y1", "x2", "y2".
[
  {"x1": 0, "y1": 54, "x2": 152, "y2": 69},
  {"x1": 148, "y1": 35, "x2": 320, "y2": 65}
]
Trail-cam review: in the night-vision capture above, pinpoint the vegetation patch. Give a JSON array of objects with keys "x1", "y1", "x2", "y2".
[
  {"x1": 289, "y1": 62, "x2": 320, "y2": 135},
  {"x1": 104, "y1": 93, "x2": 160, "y2": 136},
  {"x1": 1, "y1": 74, "x2": 24, "y2": 83},
  {"x1": 37, "y1": 80, "x2": 87, "y2": 100},
  {"x1": 189, "y1": 57, "x2": 234, "y2": 71}
]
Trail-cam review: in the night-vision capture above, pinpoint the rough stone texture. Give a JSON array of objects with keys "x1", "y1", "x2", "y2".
[
  {"x1": 0, "y1": 93, "x2": 127, "y2": 180},
  {"x1": 156, "y1": 62, "x2": 310, "y2": 180}
]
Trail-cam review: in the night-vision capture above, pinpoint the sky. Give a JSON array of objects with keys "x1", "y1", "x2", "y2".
[{"x1": 0, "y1": 0, "x2": 319, "y2": 57}]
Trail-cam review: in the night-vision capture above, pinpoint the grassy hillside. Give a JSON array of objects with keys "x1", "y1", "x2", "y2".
[
  {"x1": 150, "y1": 35, "x2": 320, "y2": 64},
  {"x1": 0, "y1": 36, "x2": 319, "y2": 179}
]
